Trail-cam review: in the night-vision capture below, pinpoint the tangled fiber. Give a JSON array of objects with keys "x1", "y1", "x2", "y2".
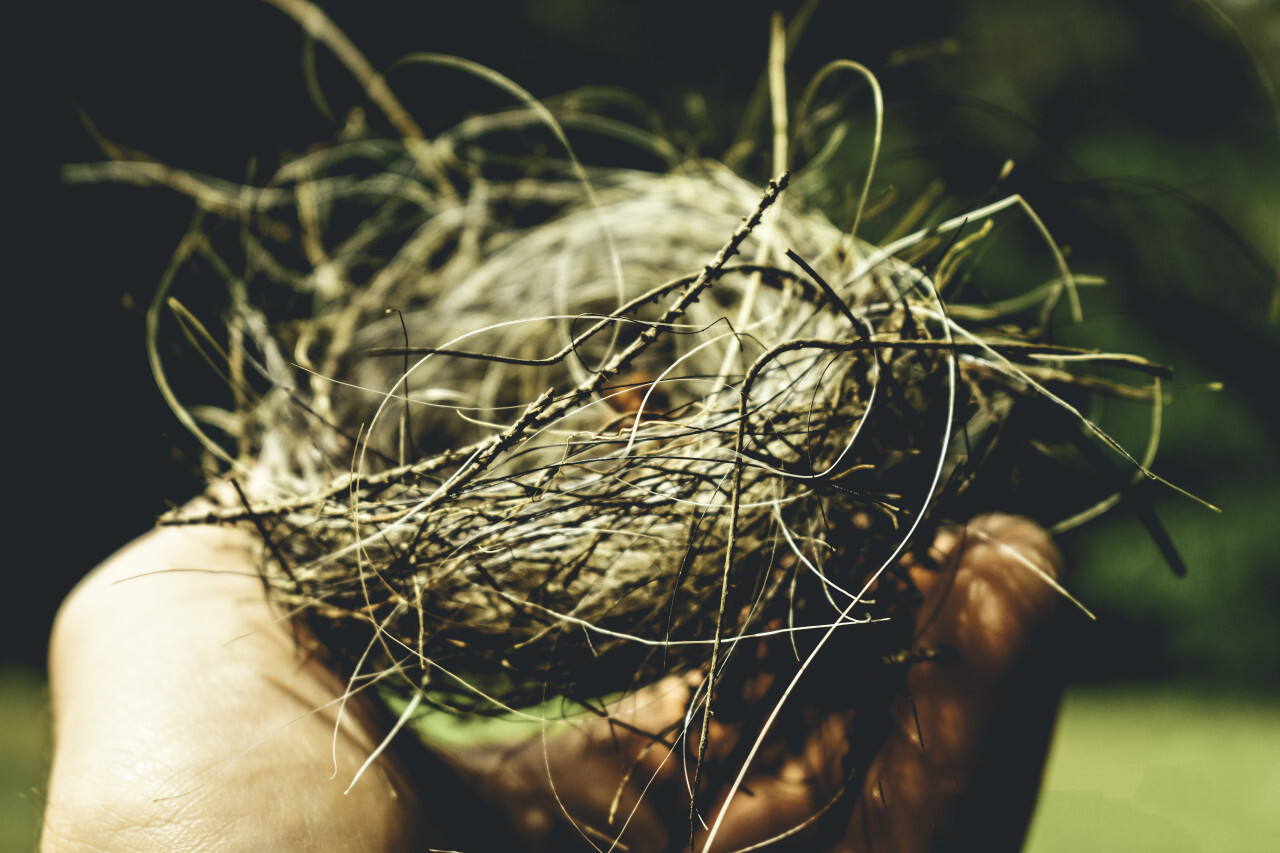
[{"x1": 67, "y1": 1, "x2": 1187, "y2": 735}]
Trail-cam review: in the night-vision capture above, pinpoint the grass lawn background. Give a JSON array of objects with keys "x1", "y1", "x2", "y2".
[{"x1": 1026, "y1": 686, "x2": 1280, "y2": 853}]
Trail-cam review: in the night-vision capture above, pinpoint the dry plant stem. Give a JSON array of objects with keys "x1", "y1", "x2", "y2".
[
  {"x1": 261, "y1": 0, "x2": 455, "y2": 202},
  {"x1": 725, "y1": 0, "x2": 821, "y2": 170},
  {"x1": 146, "y1": 214, "x2": 247, "y2": 475},
  {"x1": 715, "y1": 14, "x2": 787, "y2": 384},
  {"x1": 60, "y1": 160, "x2": 294, "y2": 218},
  {"x1": 791, "y1": 59, "x2": 883, "y2": 243}
]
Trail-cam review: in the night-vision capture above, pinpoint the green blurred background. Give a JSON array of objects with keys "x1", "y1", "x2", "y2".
[{"x1": 10, "y1": 0, "x2": 1278, "y2": 849}]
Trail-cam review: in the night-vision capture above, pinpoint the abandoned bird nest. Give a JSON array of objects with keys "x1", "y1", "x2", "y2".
[
  {"x1": 148, "y1": 155, "x2": 1165, "y2": 716},
  {"x1": 74, "y1": 13, "x2": 1178, "y2": 721}
]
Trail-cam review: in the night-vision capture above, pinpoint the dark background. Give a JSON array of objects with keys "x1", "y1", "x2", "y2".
[{"x1": 16, "y1": 0, "x2": 1279, "y2": 690}]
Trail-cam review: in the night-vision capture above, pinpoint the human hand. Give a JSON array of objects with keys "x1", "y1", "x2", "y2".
[
  {"x1": 454, "y1": 513, "x2": 1064, "y2": 852},
  {"x1": 42, "y1": 506, "x2": 439, "y2": 852},
  {"x1": 43, "y1": 512, "x2": 1061, "y2": 852}
]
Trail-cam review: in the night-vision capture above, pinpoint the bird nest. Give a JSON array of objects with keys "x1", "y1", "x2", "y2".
[
  {"x1": 69, "y1": 3, "x2": 1179, "y2": 723},
  {"x1": 150, "y1": 156, "x2": 1169, "y2": 717}
]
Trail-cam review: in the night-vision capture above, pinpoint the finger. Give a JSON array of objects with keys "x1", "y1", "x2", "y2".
[
  {"x1": 841, "y1": 513, "x2": 1064, "y2": 852},
  {"x1": 445, "y1": 676, "x2": 697, "y2": 853},
  {"x1": 691, "y1": 710, "x2": 854, "y2": 852}
]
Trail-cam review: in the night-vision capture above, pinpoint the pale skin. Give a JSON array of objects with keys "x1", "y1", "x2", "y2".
[{"x1": 43, "y1": 511, "x2": 1062, "y2": 852}]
